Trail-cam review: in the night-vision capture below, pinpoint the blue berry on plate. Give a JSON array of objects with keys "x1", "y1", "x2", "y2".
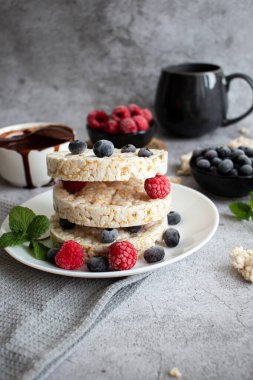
[
  {"x1": 59, "y1": 218, "x2": 75, "y2": 230},
  {"x1": 204, "y1": 149, "x2": 218, "y2": 160},
  {"x1": 138, "y1": 148, "x2": 153, "y2": 157},
  {"x1": 196, "y1": 159, "x2": 211, "y2": 170},
  {"x1": 101, "y1": 228, "x2": 118, "y2": 243},
  {"x1": 87, "y1": 256, "x2": 109, "y2": 272},
  {"x1": 69, "y1": 140, "x2": 87, "y2": 155},
  {"x1": 121, "y1": 144, "x2": 136, "y2": 153},
  {"x1": 125, "y1": 225, "x2": 143, "y2": 233},
  {"x1": 237, "y1": 155, "x2": 252, "y2": 166},
  {"x1": 211, "y1": 157, "x2": 222, "y2": 166},
  {"x1": 167, "y1": 211, "x2": 181, "y2": 225},
  {"x1": 163, "y1": 228, "x2": 180, "y2": 248},
  {"x1": 93, "y1": 140, "x2": 114, "y2": 158},
  {"x1": 217, "y1": 159, "x2": 233, "y2": 175},
  {"x1": 144, "y1": 246, "x2": 165, "y2": 263},
  {"x1": 238, "y1": 165, "x2": 253, "y2": 176},
  {"x1": 47, "y1": 248, "x2": 59, "y2": 263},
  {"x1": 216, "y1": 146, "x2": 231, "y2": 158}
]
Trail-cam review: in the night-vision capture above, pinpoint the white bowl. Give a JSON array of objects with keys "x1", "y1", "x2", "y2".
[{"x1": 0, "y1": 122, "x2": 75, "y2": 188}]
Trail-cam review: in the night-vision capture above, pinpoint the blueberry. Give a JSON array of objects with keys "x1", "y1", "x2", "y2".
[
  {"x1": 47, "y1": 248, "x2": 59, "y2": 263},
  {"x1": 238, "y1": 165, "x2": 253, "y2": 176},
  {"x1": 229, "y1": 168, "x2": 238, "y2": 176},
  {"x1": 167, "y1": 211, "x2": 181, "y2": 225},
  {"x1": 245, "y1": 147, "x2": 253, "y2": 157},
  {"x1": 59, "y1": 218, "x2": 75, "y2": 230},
  {"x1": 93, "y1": 140, "x2": 114, "y2": 158},
  {"x1": 237, "y1": 155, "x2": 252, "y2": 166},
  {"x1": 192, "y1": 148, "x2": 203, "y2": 158},
  {"x1": 121, "y1": 144, "x2": 136, "y2": 153},
  {"x1": 87, "y1": 256, "x2": 109, "y2": 272},
  {"x1": 101, "y1": 228, "x2": 118, "y2": 243},
  {"x1": 216, "y1": 146, "x2": 231, "y2": 158},
  {"x1": 68, "y1": 140, "x2": 87, "y2": 155},
  {"x1": 163, "y1": 228, "x2": 180, "y2": 248},
  {"x1": 230, "y1": 149, "x2": 244, "y2": 160},
  {"x1": 204, "y1": 149, "x2": 218, "y2": 160},
  {"x1": 125, "y1": 225, "x2": 143, "y2": 233},
  {"x1": 211, "y1": 157, "x2": 222, "y2": 166},
  {"x1": 195, "y1": 155, "x2": 204, "y2": 162},
  {"x1": 217, "y1": 159, "x2": 233, "y2": 175},
  {"x1": 144, "y1": 247, "x2": 165, "y2": 263},
  {"x1": 238, "y1": 146, "x2": 246, "y2": 151},
  {"x1": 196, "y1": 159, "x2": 211, "y2": 170},
  {"x1": 138, "y1": 148, "x2": 153, "y2": 157}
]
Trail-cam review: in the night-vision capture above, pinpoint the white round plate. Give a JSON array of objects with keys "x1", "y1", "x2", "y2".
[{"x1": 0, "y1": 184, "x2": 219, "y2": 278}]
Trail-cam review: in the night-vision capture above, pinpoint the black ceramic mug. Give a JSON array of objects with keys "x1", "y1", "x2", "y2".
[{"x1": 155, "y1": 63, "x2": 253, "y2": 137}]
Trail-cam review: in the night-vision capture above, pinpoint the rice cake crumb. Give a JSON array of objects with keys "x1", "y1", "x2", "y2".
[
  {"x1": 169, "y1": 367, "x2": 182, "y2": 378},
  {"x1": 177, "y1": 152, "x2": 192, "y2": 176}
]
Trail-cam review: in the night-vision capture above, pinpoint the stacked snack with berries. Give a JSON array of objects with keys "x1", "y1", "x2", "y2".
[{"x1": 47, "y1": 114, "x2": 179, "y2": 273}]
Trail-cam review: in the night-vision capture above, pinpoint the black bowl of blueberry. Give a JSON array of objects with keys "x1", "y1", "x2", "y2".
[{"x1": 190, "y1": 145, "x2": 253, "y2": 197}]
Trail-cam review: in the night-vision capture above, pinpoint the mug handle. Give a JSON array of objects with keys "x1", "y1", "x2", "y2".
[{"x1": 223, "y1": 73, "x2": 253, "y2": 126}]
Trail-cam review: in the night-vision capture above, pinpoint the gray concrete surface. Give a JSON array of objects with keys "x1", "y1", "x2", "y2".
[{"x1": 0, "y1": 0, "x2": 253, "y2": 379}]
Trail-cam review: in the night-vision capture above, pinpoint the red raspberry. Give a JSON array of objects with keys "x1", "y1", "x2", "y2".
[
  {"x1": 108, "y1": 241, "x2": 137, "y2": 271},
  {"x1": 62, "y1": 180, "x2": 87, "y2": 193},
  {"x1": 128, "y1": 104, "x2": 142, "y2": 116},
  {"x1": 119, "y1": 118, "x2": 138, "y2": 134},
  {"x1": 87, "y1": 110, "x2": 109, "y2": 130},
  {"x1": 104, "y1": 119, "x2": 119, "y2": 134},
  {"x1": 55, "y1": 240, "x2": 85, "y2": 270},
  {"x1": 142, "y1": 108, "x2": 153, "y2": 123},
  {"x1": 112, "y1": 105, "x2": 131, "y2": 121},
  {"x1": 133, "y1": 115, "x2": 150, "y2": 131},
  {"x1": 144, "y1": 175, "x2": 171, "y2": 199}
]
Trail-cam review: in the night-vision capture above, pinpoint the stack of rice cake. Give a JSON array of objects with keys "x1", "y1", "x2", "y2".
[{"x1": 47, "y1": 147, "x2": 171, "y2": 259}]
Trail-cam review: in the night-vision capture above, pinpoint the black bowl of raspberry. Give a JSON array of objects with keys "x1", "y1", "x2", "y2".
[
  {"x1": 87, "y1": 122, "x2": 156, "y2": 148},
  {"x1": 190, "y1": 146, "x2": 253, "y2": 197},
  {"x1": 86, "y1": 105, "x2": 156, "y2": 148}
]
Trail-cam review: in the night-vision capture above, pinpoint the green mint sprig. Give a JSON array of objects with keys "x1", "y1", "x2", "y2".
[
  {"x1": 0, "y1": 206, "x2": 50, "y2": 260},
  {"x1": 229, "y1": 191, "x2": 253, "y2": 220}
]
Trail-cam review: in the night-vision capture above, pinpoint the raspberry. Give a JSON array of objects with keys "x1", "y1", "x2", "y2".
[
  {"x1": 107, "y1": 241, "x2": 137, "y2": 271},
  {"x1": 111, "y1": 105, "x2": 131, "y2": 121},
  {"x1": 133, "y1": 115, "x2": 150, "y2": 131},
  {"x1": 142, "y1": 108, "x2": 153, "y2": 123},
  {"x1": 87, "y1": 110, "x2": 109, "y2": 130},
  {"x1": 144, "y1": 175, "x2": 171, "y2": 199},
  {"x1": 119, "y1": 118, "x2": 138, "y2": 134},
  {"x1": 104, "y1": 119, "x2": 119, "y2": 134},
  {"x1": 128, "y1": 104, "x2": 142, "y2": 116},
  {"x1": 62, "y1": 180, "x2": 87, "y2": 193},
  {"x1": 55, "y1": 240, "x2": 85, "y2": 270}
]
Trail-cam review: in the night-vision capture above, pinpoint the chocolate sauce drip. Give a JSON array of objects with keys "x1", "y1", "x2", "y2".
[{"x1": 0, "y1": 125, "x2": 74, "y2": 188}]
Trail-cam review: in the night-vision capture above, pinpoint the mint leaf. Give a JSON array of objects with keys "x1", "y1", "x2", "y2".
[
  {"x1": 249, "y1": 192, "x2": 253, "y2": 208},
  {"x1": 30, "y1": 240, "x2": 48, "y2": 260},
  {"x1": 9, "y1": 206, "x2": 35, "y2": 235},
  {"x1": 26, "y1": 215, "x2": 50, "y2": 239},
  {"x1": 0, "y1": 232, "x2": 27, "y2": 248},
  {"x1": 229, "y1": 202, "x2": 251, "y2": 220}
]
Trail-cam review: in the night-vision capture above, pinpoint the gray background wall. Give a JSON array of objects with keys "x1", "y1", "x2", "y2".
[{"x1": 1, "y1": 0, "x2": 253, "y2": 134}]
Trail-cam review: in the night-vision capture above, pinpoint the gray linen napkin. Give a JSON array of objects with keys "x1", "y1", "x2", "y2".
[{"x1": 0, "y1": 200, "x2": 149, "y2": 380}]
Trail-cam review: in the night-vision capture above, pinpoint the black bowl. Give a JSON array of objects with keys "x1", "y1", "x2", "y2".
[
  {"x1": 190, "y1": 157, "x2": 253, "y2": 198},
  {"x1": 87, "y1": 123, "x2": 156, "y2": 148}
]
